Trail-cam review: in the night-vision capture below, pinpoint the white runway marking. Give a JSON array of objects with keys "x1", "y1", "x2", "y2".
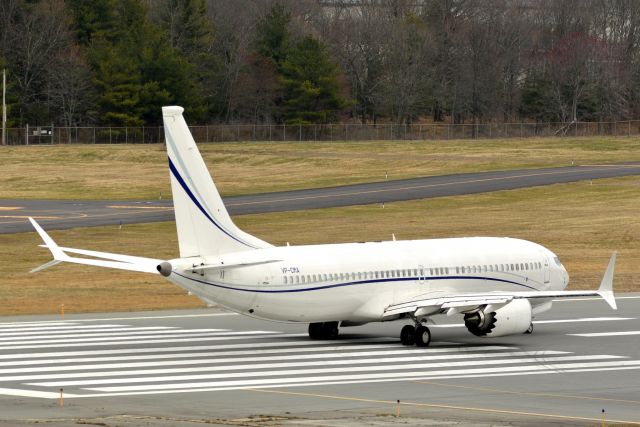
[
  {"x1": 429, "y1": 316, "x2": 634, "y2": 328},
  {"x1": 569, "y1": 331, "x2": 640, "y2": 337},
  {"x1": 0, "y1": 319, "x2": 636, "y2": 399}
]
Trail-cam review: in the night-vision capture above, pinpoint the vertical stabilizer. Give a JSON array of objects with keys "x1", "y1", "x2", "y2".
[{"x1": 162, "y1": 106, "x2": 272, "y2": 257}]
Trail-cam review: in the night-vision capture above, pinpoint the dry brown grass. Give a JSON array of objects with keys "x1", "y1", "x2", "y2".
[
  {"x1": 3, "y1": 176, "x2": 639, "y2": 316},
  {"x1": 1, "y1": 136, "x2": 640, "y2": 199}
]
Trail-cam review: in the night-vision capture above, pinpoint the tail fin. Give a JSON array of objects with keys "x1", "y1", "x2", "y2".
[{"x1": 162, "y1": 106, "x2": 272, "y2": 257}]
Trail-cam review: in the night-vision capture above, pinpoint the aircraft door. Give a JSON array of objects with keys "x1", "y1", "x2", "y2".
[
  {"x1": 418, "y1": 264, "x2": 430, "y2": 292},
  {"x1": 543, "y1": 257, "x2": 550, "y2": 283}
]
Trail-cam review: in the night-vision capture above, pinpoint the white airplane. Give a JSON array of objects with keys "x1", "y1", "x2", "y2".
[{"x1": 30, "y1": 106, "x2": 617, "y2": 347}]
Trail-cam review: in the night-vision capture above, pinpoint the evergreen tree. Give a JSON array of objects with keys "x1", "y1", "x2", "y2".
[
  {"x1": 70, "y1": 0, "x2": 205, "y2": 126},
  {"x1": 280, "y1": 35, "x2": 351, "y2": 124},
  {"x1": 255, "y1": 3, "x2": 291, "y2": 71}
]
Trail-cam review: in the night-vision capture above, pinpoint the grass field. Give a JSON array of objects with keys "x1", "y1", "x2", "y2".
[
  {"x1": 3, "y1": 176, "x2": 639, "y2": 316},
  {"x1": 1, "y1": 136, "x2": 640, "y2": 199}
]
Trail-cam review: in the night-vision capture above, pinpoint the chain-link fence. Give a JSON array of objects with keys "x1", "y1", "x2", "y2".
[{"x1": 4, "y1": 120, "x2": 640, "y2": 145}]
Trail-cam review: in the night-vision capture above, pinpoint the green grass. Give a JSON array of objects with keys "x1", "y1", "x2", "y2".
[
  {"x1": 3, "y1": 176, "x2": 639, "y2": 316},
  {"x1": 1, "y1": 136, "x2": 640, "y2": 200}
]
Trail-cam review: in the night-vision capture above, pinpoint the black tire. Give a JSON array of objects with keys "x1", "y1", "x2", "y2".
[
  {"x1": 400, "y1": 325, "x2": 416, "y2": 346},
  {"x1": 415, "y1": 325, "x2": 431, "y2": 347},
  {"x1": 322, "y1": 321, "x2": 339, "y2": 339},
  {"x1": 524, "y1": 323, "x2": 534, "y2": 334},
  {"x1": 308, "y1": 322, "x2": 324, "y2": 339}
]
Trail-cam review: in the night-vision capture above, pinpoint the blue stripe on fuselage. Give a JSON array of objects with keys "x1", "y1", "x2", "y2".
[{"x1": 174, "y1": 272, "x2": 539, "y2": 294}]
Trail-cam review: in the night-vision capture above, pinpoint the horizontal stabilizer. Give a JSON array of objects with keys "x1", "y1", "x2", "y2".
[{"x1": 29, "y1": 218, "x2": 160, "y2": 274}]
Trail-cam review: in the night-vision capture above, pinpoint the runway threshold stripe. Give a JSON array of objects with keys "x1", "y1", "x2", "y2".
[
  {"x1": 0, "y1": 328, "x2": 225, "y2": 340},
  {"x1": 569, "y1": 331, "x2": 640, "y2": 337},
  {"x1": 0, "y1": 321, "x2": 73, "y2": 328},
  {"x1": 0, "y1": 346, "x2": 522, "y2": 367},
  {"x1": 429, "y1": 316, "x2": 635, "y2": 328},
  {"x1": 0, "y1": 350, "x2": 568, "y2": 376},
  {"x1": 81, "y1": 359, "x2": 640, "y2": 392},
  {"x1": 26, "y1": 355, "x2": 622, "y2": 386},
  {"x1": 0, "y1": 337, "x2": 401, "y2": 359},
  {"x1": 63, "y1": 364, "x2": 640, "y2": 398},
  {"x1": 0, "y1": 324, "x2": 141, "y2": 333},
  {"x1": 0, "y1": 332, "x2": 284, "y2": 350}
]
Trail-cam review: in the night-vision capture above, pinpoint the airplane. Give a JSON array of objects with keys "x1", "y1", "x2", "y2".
[{"x1": 29, "y1": 106, "x2": 617, "y2": 347}]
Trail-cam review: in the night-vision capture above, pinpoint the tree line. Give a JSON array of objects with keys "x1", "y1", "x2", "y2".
[{"x1": 2, "y1": 0, "x2": 640, "y2": 128}]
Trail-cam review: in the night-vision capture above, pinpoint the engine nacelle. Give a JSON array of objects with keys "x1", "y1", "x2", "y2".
[{"x1": 464, "y1": 299, "x2": 532, "y2": 337}]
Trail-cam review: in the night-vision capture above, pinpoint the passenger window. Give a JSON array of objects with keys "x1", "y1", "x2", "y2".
[
  {"x1": 312, "y1": 274, "x2": 317, "y2": 282},
  {"x1": 284, "y1": 276, "x2": 287, "y2": 284}
]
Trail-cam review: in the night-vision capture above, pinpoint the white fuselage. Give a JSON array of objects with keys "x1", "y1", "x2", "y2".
[{"x1": 167, "y1": 236, "x2": 569, "y2": 323}]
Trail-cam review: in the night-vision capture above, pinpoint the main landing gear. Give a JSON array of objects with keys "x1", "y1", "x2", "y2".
[
  {"x1": 308, "y1": 321, "x2": 339, "y2": 339},
  {"x1": 400, "y1": 323, "x2": 431, "y2": 347},
  {"x1": 524, "y1": 322, "x2": 534, "y2": 334}
]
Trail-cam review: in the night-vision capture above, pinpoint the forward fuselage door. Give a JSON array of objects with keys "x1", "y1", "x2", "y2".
[{"x1": 543, "y1": 257, "x2": 550, "y2": 283}]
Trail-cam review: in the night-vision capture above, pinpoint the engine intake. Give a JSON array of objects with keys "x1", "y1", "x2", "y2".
[{"x1": 464, "y1": 299, "x2": 532, "y2": 337}]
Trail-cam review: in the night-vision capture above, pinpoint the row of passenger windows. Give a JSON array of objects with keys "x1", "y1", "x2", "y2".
[{"x1": 282, "y1": 261, "x2": 543, "y2": 285}]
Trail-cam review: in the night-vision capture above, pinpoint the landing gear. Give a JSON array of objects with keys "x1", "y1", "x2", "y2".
[
  {"x1": 400, "y1": 325, "x2": 415, "y2": 346},
  {"x1": 399, "y1": 323, "x2": 431, "y2": 347},
  {"x1": 524, "y1": 322, "x2": 534, "y2": 334},
  {"x1": 308, "y1": 321, "x2": 339, "y2": 339},
  {"x1": 415, "y1": 325, "x2": 431, "y2": 347}
]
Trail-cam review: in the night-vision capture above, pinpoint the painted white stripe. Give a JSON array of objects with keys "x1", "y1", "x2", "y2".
[
  {"x1": 0, "y1": 321, "x2": 76, "y2": 328},
  {"x1": 0, "y1": 345, "x2": 522, "y2": 367},
  {"x1": 534, "y1": 317, "x2": 635, "y2": 324},
  {"x1": 0, "y1": 350, "x2": 569, "y2": 376},
  {"x1": 428, "y1": 316, "x2": 635, "y2": 328},
  {"x1": 0, "y1": 326, "x2": 178, "y2": 335},
  {"x1": 0, "y1": 332, "x2": 307, "y2": 350},
  {"x1": 0, "y1": 337, "x2": 401, "y2": 359},
  {"x1": 0, "y1": 324, "x2": 132, "y2": 333},
  {"x1": 83, "y1": 359, "x2": 640, "y2": 392},
  {"x1": 0, "y1": 328, "x2": 229, "y2": 341},
  {"x1": 0, "y1": 313, "x2": 237, "y2": 327},
  {"x1": 0, "y1": 330, "x2": 275, "y2": 347},
  {"x1": 28, "y1": 355, "x2": 620, "y2": 387},
  {"x1": 569, "y1": 331, "x2": 640, "y2": 337},
  {"x1": 59, "y1": 364, "x2": 640, "y2": 398},
  {"x1": 0, "y1": 387, "x2": 70, "y2": 399}
]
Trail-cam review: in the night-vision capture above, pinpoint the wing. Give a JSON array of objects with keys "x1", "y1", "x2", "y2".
[
  {"x1": 383, "y1": 252, "x2": 617, "y2": 320},
  {"x1": 29, "y1": 218, "x2": 161, "y2": 274}
]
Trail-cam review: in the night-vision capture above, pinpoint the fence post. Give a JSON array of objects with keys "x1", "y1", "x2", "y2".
[
  {"x1": 629, "y1": 120, "x2": 631, "y2": 137},
  {"x1": 25, "y1": 124, "x2": 29, "y2": 145},
  {"x1": 299, "y1": 124, "x2": 302, "y2": 142},
  {"x1": 269, "y1": 124, "x2": 272, "y2": 142},
  {"x1": 93, "y1": 126, "x2": 96, "y2": 144},
  {"x1": 283, "y1": 124, "x2": 286, "y2": 141}
]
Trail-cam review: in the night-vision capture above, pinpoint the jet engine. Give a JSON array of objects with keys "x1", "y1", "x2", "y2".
[{"x1": 464, "y1": 299, "x2": 532, "y2": 337}]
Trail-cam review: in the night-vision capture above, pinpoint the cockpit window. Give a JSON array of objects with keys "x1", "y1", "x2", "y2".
[{"x1": 553, "y1": 256, "x2": 563, "y2": 267}]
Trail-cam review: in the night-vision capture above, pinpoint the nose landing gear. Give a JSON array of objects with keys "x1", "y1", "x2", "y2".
[
  {"x1": 400, "y1": 323, "x2": 431, "y2": 347},
  {"x1": 308, "y1": 321, "x2": 339, "y2": 339}
]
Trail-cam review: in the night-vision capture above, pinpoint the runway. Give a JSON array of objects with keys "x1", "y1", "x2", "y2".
[
  {"x1": 1, "y1": 296, "x2": 639, "y2": 426},
  {"x1": 2, "y1": 162, "x2": 640, "y2": 234}
]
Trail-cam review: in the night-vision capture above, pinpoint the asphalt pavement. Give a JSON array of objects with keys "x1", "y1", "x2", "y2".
[
  {"x1": 0, "y1": 296, "x2": 638, "y2": 426},
  {"x1": 2, "y1": 162, "x2": 640, "y2": 234}
]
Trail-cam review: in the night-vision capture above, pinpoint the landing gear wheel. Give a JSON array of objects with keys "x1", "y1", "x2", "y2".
[
  {"x1": 414, "y1": 325, "x2": 431, "y2": 347},
  {"x1": 322, "y1": 321, "x2": 339, "y2": 339},
  {"x1": 308, "y1": 322, "x2": 324, "y2": 339},
  {"x1": 400, "y1": 325, "x2": 416, "y2": 346},
  {"x1": 524, "y1": 323, "x2": 534, "y2": 334},
  {"x1": 308, "y1": 322, "x2": 339, "y2": 339}
]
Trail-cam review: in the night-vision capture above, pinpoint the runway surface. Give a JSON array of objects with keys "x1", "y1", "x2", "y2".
[
  {"x1": 1, "y1": 296, "x2": 639, "y2": 426},
  {"x1": 2, "y1": 162, "x2": 640, "y2": 234}
]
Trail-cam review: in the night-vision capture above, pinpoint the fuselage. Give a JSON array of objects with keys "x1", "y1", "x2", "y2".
[{"x1": 167, "y1": 236, "x2": 569, "y2": 323}]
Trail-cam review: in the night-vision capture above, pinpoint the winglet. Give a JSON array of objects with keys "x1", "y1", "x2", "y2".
[
  {"x1": 29, "y1": 217, "x2": 68, "y2": 262},
  {"x1": 597, "y1": 251, "x2": 617, "y2": 310}
]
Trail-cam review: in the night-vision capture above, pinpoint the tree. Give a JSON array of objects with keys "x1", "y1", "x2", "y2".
[{"x1": 280, "y1": 35, "x2": 351, "y2": 124}]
